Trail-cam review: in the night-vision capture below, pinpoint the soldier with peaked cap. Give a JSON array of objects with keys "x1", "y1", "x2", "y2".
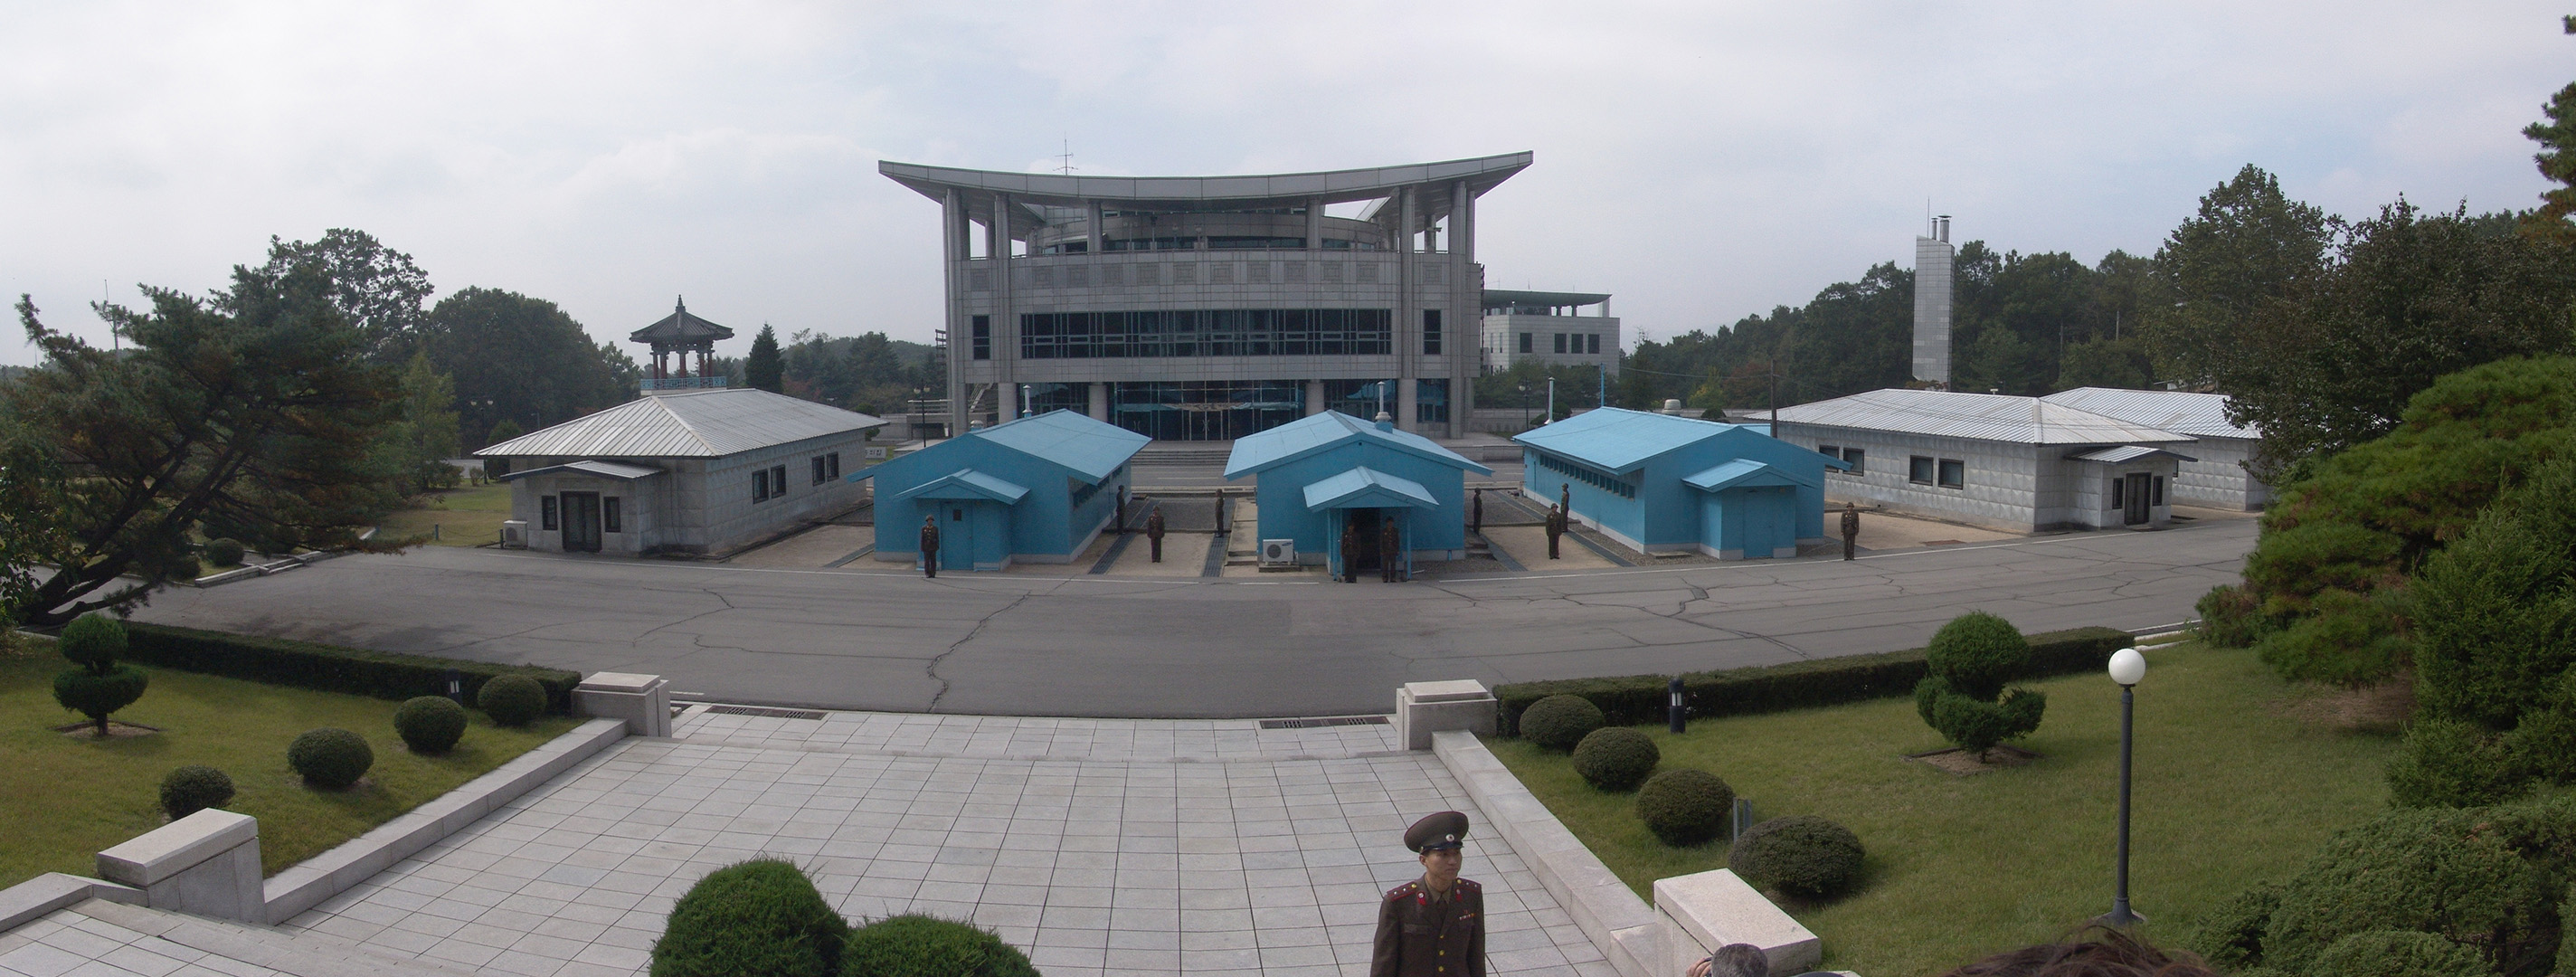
[
  {"x1": 920, "y1": 515, "x2": 940, "y2": 578},
  {"x1": 1372, "y1": 811, "x2": 1484, "y2": 977}
]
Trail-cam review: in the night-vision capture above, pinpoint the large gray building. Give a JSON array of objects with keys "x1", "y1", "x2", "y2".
[
  {"x1": 1480, "y1": 289, "x2": 1620, "y2": 376},
  {"x1": 879, "y1": 153, "x2": 1534, "y2": 440}
]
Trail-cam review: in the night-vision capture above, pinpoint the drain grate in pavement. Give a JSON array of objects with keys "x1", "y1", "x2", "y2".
[
  {"x1": 706, "y1": 705, "x2": 827, "y2": 720},
  {"x1": 1258, "y1": 716, "x2": 1391, "y2": 729}
]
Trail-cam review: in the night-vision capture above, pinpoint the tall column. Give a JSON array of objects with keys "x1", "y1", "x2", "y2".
[
  {"x1": 1086, "y1": 200, "x2": 1104, "y2": 254},
  {"x1": 1452, "y1": 180, "x2": 1478, "y2": 428},
  {"x1": 1306, "y1": 198, "x2": 1323, "y2": 249},
  {"x1": 1088, "y1": 382, "x2": 1109, "y2": 422},
  {"x1": 942, "y1": 188, "x2": 970, "y2": 434},
  {"x1": 1305, "y1": 379, "x2": 1325, "y2": 416},
  {"x1": 1396, "y1": 186, "x2": 1418, "y2": 431},
  {"x1": 993, "y1": 194, "x2": 1015, "y2": 427}
]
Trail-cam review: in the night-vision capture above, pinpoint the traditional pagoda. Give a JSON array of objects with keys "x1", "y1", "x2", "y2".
[{"x1": 630, "y1": 297, "x2": 735, "y2": 392}]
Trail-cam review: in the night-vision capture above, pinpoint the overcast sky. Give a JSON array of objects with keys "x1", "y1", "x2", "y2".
[{"x1": 3, "y1": 2, "x2": 2568, "y2": 366}]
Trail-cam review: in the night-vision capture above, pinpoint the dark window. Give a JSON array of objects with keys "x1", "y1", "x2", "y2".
[
  {"x1": 971, "y1": 316, "x2": 991, "y2": 361},
  {"x1": 2153, "y1": 476, "x2": 2165, "y2": 506},
  {"x1": 1417, "y1": 378, "x2": 1450, "y2": 424},
  {"x1": 772, "y1": 465, "x2": 788, "y2": 498},
  {"x1": 1587, "y1": 334, "x2": 1602, "y2": 355},
  {"x1": 541, "y1": 495, "x2": 558, "y2": 530},
  {"x1": 2109, "y1": 477, "x2": 2124, "y2": 508},
  {"x1": 603, "y1": 497, "x2": 621, "y2": 534},
  {"x1": 812, "y1": 457, "x2": 827, "y2": 485},
  {"x1": 1519, "y1": 333, "x2": 1532, "y2": 354},
  {"x1": 1553, "y1": 333, "x2": 1568, "y2": 354},
  {"x1": 1819, "y1": 444, "x2": 1841, "y2": 459},
  {"x1": 1018, "y1": 308, "x2": 1392, "y2": 359},
  {"x1": 1937, "y1": 459, "x2": 1965, "y2": 489},
  {"x1": 828, "y1": 453, "x2": 840, "y2": 479},
  {"x1": 1842, "y1": 448, "x2": 1864, "y2": 474},
  {"x1": 1909, "y1": 456, "x2": 1935, "y2": 485},
  {"x1": 1536, "y1": 452, "x2": 1636, "y2": 499},
  {"x1": 753, "y1": 470, "x2": 770, "y2": 502},
  {"x1": 1423, "y1": 309, "x2": 1442, "y2": 355}
]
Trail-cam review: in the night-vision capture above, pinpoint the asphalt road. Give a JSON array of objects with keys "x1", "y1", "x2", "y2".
[{"x1": 131, "y1": 518, "x2": 2256, "y2": 718}]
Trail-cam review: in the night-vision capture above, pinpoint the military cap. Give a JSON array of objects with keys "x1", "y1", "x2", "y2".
[{"x1": 1404, "y1": 811, "x2": 1470, "y2": 853}]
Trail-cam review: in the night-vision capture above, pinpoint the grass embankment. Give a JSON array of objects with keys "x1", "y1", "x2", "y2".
[
  {"x1": 377, "y1": 481, "x2": 512, "y2": 546},
  {"x1": 0, "y1": 643, "x2": 575, "y2": 888},
  {"x1": 1487, "y1": 641, "x2": 2397, "y2": 977}
]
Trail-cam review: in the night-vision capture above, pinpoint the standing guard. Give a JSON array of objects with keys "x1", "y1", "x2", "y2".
[
  {"x1": 1372, "y1": 811, "x2": 1484, "y2": 977},
  {"x1": 1379, "y1": 518, "x2": 1403, "y2": 583},
  {"x1": 1543, "y1": 503, "x2": 1565, "y2": 560},
  {"x1": 919, "y1": 515, "x2": 941, "y2": 578},
  {"x1": 1341, "y1": 519, "x2": 1363, "y2": 583},
  {"x1": 1841, "y1": 501, "x2": 1861, "y2": 562},
  {"x1": 1470, "y1": 488, "x2": 1483, "y2": 536},
  {"x1": 1145, "y1": 507, "x2": 1166, "y2": 563}
]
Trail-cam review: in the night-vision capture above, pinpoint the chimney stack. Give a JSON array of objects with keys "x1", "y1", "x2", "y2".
[{"x1": 1913, "y1": 215, "x2": 1955, "y2": 386}]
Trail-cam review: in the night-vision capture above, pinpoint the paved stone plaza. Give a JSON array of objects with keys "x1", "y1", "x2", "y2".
[{"x1": 67, "y1": 707, "x2": 1604, "y2": 977}]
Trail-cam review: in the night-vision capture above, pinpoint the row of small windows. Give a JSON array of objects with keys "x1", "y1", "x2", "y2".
[
  {"x1": 1815, "y1": 445, "x2": 1866, "y2": 475},
  {"x1": 1516, "y1": 333, "x2": 1605, "y2": 355},
  {"x1": 1536, "y1": 452, "x2": 1637, "y2": 499},
  {"x1": 753, "y1": 452, "x2": 842, "y2": 503},
  {"x1": 1908, "y1": 456, "x2": 1966, "y2": 490},
  {"x1": 1018, "y1": 309, "x2": 1394, "y2": 359},
  {"x1": 1036, "y1": 237, "x2": 1387, "y2": 255}
]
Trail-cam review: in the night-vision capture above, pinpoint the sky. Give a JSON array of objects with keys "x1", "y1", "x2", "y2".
[{"x1": 2, "y1": 2, "x2": 2569, "y2": 366}]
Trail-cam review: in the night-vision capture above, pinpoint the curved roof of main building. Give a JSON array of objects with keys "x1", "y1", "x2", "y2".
[{"x1": 879, "y1": 153, "x2": 1532, "y2": 212}]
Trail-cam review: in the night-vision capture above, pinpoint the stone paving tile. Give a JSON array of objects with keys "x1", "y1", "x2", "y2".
[{"x1": 277, "y1": 709, "x2": 1600, "y2": 976}]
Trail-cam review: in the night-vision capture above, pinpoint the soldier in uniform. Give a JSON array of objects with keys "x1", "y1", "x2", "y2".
[
  {"x1": 1544, "y1": 503, "x2": 1565, "y2": 560},
  {"x1": 1470, "y1": 488, "x2": 1482, "y2": 536},
  {"x1": 1145, "y1": 507, "x2": 1167, "y2": 563},
  {"x1": 1380, "y1": 518, "x2": 1403, "y2": 583},
  {"x1": 1559, "y1": 483, "x2": 1571, "y2": 517},
  {"x1": 919, "y1": 515, "x2": 940, "y2": 578},
  {"x1": 1341, "y1": 519, "x2": 1363, "y2": 583},
  {"x1": 1372, "y1": 811, "x2": 1484, "y2": 977},
  {"x1": 1840, "y1": 502, "x2": 1861, "y2": 562}
]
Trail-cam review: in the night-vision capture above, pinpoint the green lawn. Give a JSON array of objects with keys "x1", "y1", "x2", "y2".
[
  {"x1": 378, "y1": 482, "x2": 513, "y2": 546},
  {"x1": 1487, "y1": 641, "x2": 2397, "y2": 977},
  {"x1": 1, "y1": 642, "x2": 575, "y2": 888}
]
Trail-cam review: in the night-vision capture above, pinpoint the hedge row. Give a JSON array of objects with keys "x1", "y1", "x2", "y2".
[
  {"x1": 122, "y1": 623, "x2": 581, "y2": 714},
  {"x1": 1496, "y1": 626, "x2": 2132, "y2": 734}
]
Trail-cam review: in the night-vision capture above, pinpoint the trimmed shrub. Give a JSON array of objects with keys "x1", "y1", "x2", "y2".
[
  {"x1": 158, "y1": 765, "x2": 235, "y2": 820},
  {"x1": 840, "y1": 914, "x2": 1039, "y2": 977},
  {"x1": 1495, "y1": 627, "x2": 2129, "y2": 733},
  {"x1": 2310, "y1": 929, "x2": 2488, "y2": 977},
  {"x1": 651, "y1": 858, "x2": 848, "y2": 977},
  {"x1": 119, "y1": 622, "x2": 577, "y2": 712},
  {"x1": 2385, "y1": 718, "x2": 2525, "y2": 809},
  {"x1": 2254, "y1": 586, "x2": 2415, "y2": 690},
  {"x1": 2196, "y1": 583, "x2": 2270, "y2": 648},
  {"x1": 2506, "y1": 702, "x2": 2576, "y2": 785},
  {"x1": 477, "y1": 674, "x2": 547, "y2": 727},
  {"x1": 289, "y1": 727, "x2": 374, "y2": 788},
  {"x1": 1635, "y1": 768, "x2": 1733, "y2": 847},
  {"x1": 1520, "y1": 694, "x2": 1604, "y2": 752},
  {"x1": 2411, "y1": 455, "x2": 2576, "y2": 729},
  {"x1": 1728, "y1": 815, "x2": 1864, "y2": 899},
  {"x1": 394, "y1": 696, "x2": 469, "y2": 754},
  {"x1": 2189, "y1": 882, "x2": 2283, "y2": 972},
  {"x1": 52, "y1": 613, "x2": 147, "y2": 735},
  {"x1": 1570, "y1": 727, "x2": 1659, "y2": 792},
  {"x1": 203, "y1": 538, "x2": 246, "y2": 567},
  {"x1": 1915, "y1": 612, "x2": 2046, "y2": 755},
  {"x1": 2240, "y1": 798, "x2": 2572, "y2": 977}
]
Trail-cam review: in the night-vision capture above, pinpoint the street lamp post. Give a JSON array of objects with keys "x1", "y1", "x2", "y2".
[
  {"x1": 1518, "y1": 383, "x2": 1530, "y2": 428},
  {"x1": 2102, "y1": 647, "x2": 2148, "y2": 928}
]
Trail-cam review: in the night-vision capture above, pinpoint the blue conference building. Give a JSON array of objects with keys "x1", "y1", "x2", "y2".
[
  {"x1": 1224, "y1": 411, "x2": 1492, "y2": 579},
  {"x1": 853, "y1": 410, "x2": 1148, "y2": 572},
  {"x1": 1514, "y1": 407, "x2": 1845, "y2": 560}
]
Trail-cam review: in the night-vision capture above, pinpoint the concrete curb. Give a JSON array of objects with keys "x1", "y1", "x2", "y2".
[
  {"x1": 1432, "y1": 730, "x2": 1661, "y2": 977},
  {"x1": 0, "y1": 873, "x2": 143, "y2": 933},
  {"x1": 260, "y1": 717, "x2": 629, "y2": 924}
]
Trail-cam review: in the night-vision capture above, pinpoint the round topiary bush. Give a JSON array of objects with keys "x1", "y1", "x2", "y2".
[
  {"x1": 288, "y1": 727, "x2": 374, "y2": 788},
  {"x1": 652, "y1": 858, "x2": 849, "y2": 977},
  {"x1": 1635, "y1": 768, "x2": 1733, "y2": 846},
  {"x1": 1571, "y1": 727, "x2": 1660, "y2": 792},
  {"x1": 58, "y1": 613, "x2": 128, "y2": 670},
  {"x1": 841, "y1": 914, "x2": 1039, "y2": 977},
  {"x1": 1728, "y1": 815, "x2": 1865, "y2": 899},
  {"x1": 1520, "y1": 694, "x2": 1605, "y2": 752},
  {"x1": 159, "y1": 765, "x2": 235, "y2": 820},
  {"x1": 52, "y1": 613, "x2": 147, "y2": 736},
  {"x1": 394, "y1": 696, "x2": 469, "y2": 754},
  {"x1": 477, "y1": 675, "x2": 547, "y2": 727},
  {"x1": 1924, "y1": 610, "x2": 2030, "y2": 701},
  {"x1": 203, "y1": 538, "x2": 246, "y2": 568}
]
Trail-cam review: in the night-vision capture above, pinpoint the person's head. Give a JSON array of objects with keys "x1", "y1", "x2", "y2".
[
  {"x1": 1417, "y1": 845, "x2": 1461, "y2": 888},
  {"x1": 923, "y1": 515, "x2": 935, "y2": 526},
  {"x1": 1846, "y1": 501, "x2": 1857, "y2": 510},
  {"x1": 1706, "y1": 943, "x2": 1769, "y2": 977},
  {"x1": 1934, "y1": 927, "x2": 2215, "y2": 977},
  {"x1": 1404, "y1": 811, "x2": 1470, "y2": 889}
]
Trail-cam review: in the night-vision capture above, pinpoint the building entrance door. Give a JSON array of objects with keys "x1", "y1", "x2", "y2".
[
  {"x1": 2122, "y1": 473, "x2": 2152, "y2": 526},
  {"x1": 1344, "y1": 509, "x2": 1382, "y2": 575},
  {"x1": 561, "y1": 492, "x2": 602, "y2": 553},
  {"x1": 942, "y1": 505, "x2": 977, "y2": 571}
]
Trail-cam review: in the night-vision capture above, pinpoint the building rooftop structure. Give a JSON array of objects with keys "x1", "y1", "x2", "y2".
[
  {"x1": 627, "y1": 298, "x2": 735, "y2": 344},
  {"x1": 1511, "y1": 408, "x2": 1756, "y2": 472},
  {"x1": 1223, "y1": 410, "x2": 1492, "y2": 479},
  {"x1": 2038, "y1": 387, "x2": 2257, "y2": 439},
  {"x1": 948, "y1": 408, "x2": 1153, "y2": 482},
  {"x1": 1766, "y1": 388, "x2": 2192, "y2": 445},
  {"x1": 1480, "y1": 289, "x2": 1610, "y2": 313},
  {"x1": 480, "y1": 388, "x2": 886, "y2": 459},
  {"x1": 880, "y1": 154, "x2": 1533, "y2": 221}
]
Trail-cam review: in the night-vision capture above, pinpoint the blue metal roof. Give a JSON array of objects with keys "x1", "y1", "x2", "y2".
[
  {"x1": 896, "y1": 468, "x2": 1030, "y2": 504},
  {"x1": 1302, "y1": 466, "x2": 1441, "y2": 511},
  {"x1": 1511, "y1": 407, "x2": 1741, "y2": 473},
  {"x1": 970, "y1": 410, "x2": 1151, "y2": 482},
  {"x1": 1682, "y1": 459, "x2": 1805, "y2": 493},
  {"x1": 1223, "y1": 412, "x2": 1492, "y2": 479}
]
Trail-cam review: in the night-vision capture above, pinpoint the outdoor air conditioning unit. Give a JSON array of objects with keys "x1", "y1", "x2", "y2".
[
  {"x1": 500, "y1": 519, "x2": 528, "y2": 549},
  {"x1": 1260, "y1": 539, "x2": 1296, "y2": 566}
]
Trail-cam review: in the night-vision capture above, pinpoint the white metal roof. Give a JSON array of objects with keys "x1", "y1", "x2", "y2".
[
  {"x1": 2039, "y1": 387, "x2": 2258, "y2": 440},
  {"x1": 1768, "y1": 388, "x2": 2192, "y2": 445},
  {"x1": 496, "y1": 460, "x2": 664, "y2": 482},
  {"x1": 480, "y1": 389, "x2": 887, "y2": 459},
  {"x1": 2066, "y1": 445, "x2": 2201, "y2": 464}
]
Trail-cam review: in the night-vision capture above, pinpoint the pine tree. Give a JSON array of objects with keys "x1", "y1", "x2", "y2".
[
  {"x1": 2524, "y1": 16, "x2": 2576, "y2": 243},
  {"x1": 746, "y1": 324, "x2": 784, "y2": 394}
]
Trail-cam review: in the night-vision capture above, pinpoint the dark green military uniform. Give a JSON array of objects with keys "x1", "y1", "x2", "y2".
[{"x1": 1372, "y1": 811, "x2": 1484, "y2": 977}]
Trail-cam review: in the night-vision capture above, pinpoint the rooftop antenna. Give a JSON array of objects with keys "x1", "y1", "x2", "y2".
[{"x1": 1056, "y1": 138, "x2": 1076, "y2": 175}]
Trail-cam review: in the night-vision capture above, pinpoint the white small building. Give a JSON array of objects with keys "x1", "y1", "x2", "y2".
[
  {"x1": 1480, "y1": 289, "x2": 1620, "y2": 376},
  {"x1": 481, "y1": 388, "x2": 886, "y2": 555},
  {"x1": 1768, "y1": 388, "x2": 2199, "y2": 533},
  {"x1": 2039, "y1": 387, "x2": 2269, "y2": 510}
]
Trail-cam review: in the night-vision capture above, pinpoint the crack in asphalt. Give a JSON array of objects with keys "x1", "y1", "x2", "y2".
[{"x1": 925, "y1": 593, "x2": 1030, "y2": 712}]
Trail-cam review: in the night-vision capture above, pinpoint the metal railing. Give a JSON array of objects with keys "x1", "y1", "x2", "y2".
[{"x1": 640, "y1": 375, "x2": 727, "y2": 392}]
